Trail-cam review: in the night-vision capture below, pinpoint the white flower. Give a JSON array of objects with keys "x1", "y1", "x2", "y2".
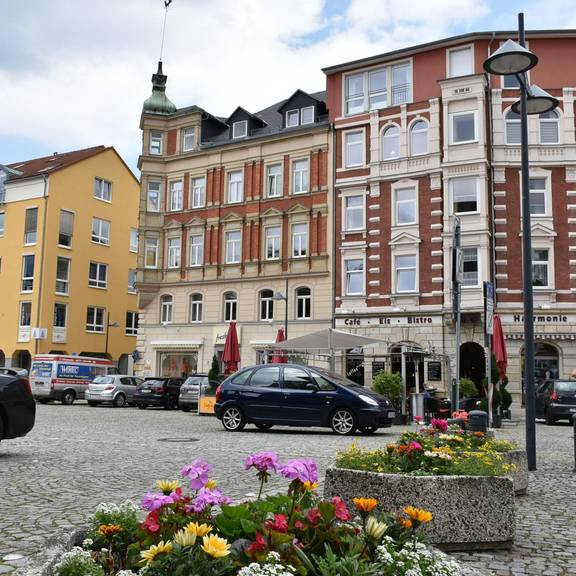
[
  {"x1": 424, "y1": 451, "x2": 438, "y2": 458},
  {"x1": 82, "y1": 538, "x2": 94, "y2": 549}
]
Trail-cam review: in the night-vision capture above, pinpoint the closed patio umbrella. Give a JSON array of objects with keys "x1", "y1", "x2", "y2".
[
  {"x1": 490, "y1": 315, "x2": 508, "y2": 425},
  {"x1": 271, "y1": 327, "x2": 288, "y2": 364},
  {"x1": 222, "y1": 321, "x2": 241, "y2": 375}
]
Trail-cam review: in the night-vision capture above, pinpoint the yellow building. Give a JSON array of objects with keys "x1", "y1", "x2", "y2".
[{"x1": 0, "y1": 146, "x2": 140, "y2": 372}]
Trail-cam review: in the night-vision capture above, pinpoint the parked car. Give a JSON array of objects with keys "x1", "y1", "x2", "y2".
[
  {"x1": 535, "y1": 379, "x2": 576, "y2": 424},
  {"x1": 133, "y1": 377, "x2": 185, "y2": 410},
  {"x1": 0, "y1": 368, "x2": 36, "y2": 442},
  {"x1": 214, "y1": 364, "x2": 395, "y2": 435},
  {"x1": 86, "y1": 375, "x2": 144, "y2": 407},
  {"x1": 179, "y1": 375, "x2": 220, "y2": 412}
]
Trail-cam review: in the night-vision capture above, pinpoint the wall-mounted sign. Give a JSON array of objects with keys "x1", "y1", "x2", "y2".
[
  {"x1": 335, "y1": 316, "x2": 442, "y2": 327},
  {"x1": 427, "y1": 361, "x2": 442, "y2": 381},
  {"x1": 213, "y1": 325, "x2": 242, "y2": 345},
  {"x1": 501, "y1": 314, "x2": 575, "y2": 324}
]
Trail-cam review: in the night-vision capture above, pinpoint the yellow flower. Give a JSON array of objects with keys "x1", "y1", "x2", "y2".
[
  {"x1": 353, "y1": 497, "x2": 378, "y2": 513},
  {"x1": 404, "y1": 506, "x2": 433, "y2": 524},
  {"x1": 365, "y1": 516, "x2": 387, "y2": 540},
  {"x1": 98, "y1": 524, "x2": 123, "y2": 537},
  {"x1": 139, "y1": 540, "x2": 173, "y2": 565},
  {"x1": 201, "y1": 534, "x2": 231, "y2": 558},
  {"x1": 205, "y1": 479, "x2": 218, "y2": 490},
  {"x1": 156, "y1": 479, "x2": 180, "y2": 494},
  {"x1": 173, "y1": 529, "x2": 197, "y2": 548},
  {"x1": 303, "y1": 481, "x2": 319, "y2": 492},
  {"x1": 184, "y1": 521, "x2": 213, "y2": 537}
]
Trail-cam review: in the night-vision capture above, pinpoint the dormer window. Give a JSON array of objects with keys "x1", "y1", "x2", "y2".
[
  {"x1": 232, "y1": 120, "x2": 248, "y2": 139},
  {"x1": 182, "y1": 127, "x2": 196, "y2": 151},
  {"x1": 286, "y1": 110, "x2": 299, "y2": 127},
  {"x1": 301, "y1": 106, "x2": 314, "y2": 125}
]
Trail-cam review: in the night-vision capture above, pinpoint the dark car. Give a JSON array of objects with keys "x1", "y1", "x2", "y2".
[
  {"x1": 214, "y1": 364, "x2": 396, "y2": 435},
  {"x1": 536, "y1": 379, "x2": 576, "y2": 424},
  {"x1": 179, "y1": 375, "x2": 220, "y2": 412},
  {"x1": 133, "y1": 377, "x2": 185, "y2": 410},
  {"x1": 0, "y1": 368, "x2": 36, "y2": 442}
]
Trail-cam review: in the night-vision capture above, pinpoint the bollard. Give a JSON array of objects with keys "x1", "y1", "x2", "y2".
[{"x1": 468, "y1": 410, "x2": 489, "y2": 433}]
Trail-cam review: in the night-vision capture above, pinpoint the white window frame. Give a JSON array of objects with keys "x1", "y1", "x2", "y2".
[
  {"x1": 191, "y1": 177, "x2": 206, "y2": 208},
  {"x1": 382, "y1": 124, "x2": 401, "y2": 160},
  {"x1": 451, "y1": 177, "x2": 479, "y2": 215},
  {"x1": 225, "y1": 230, "x2": 241, "y2": 264},
  {"x1": 410, "y1": 119, "x2": 428, "y2": 156},
  {"x1": 286, "y1": 109, "x2": 300, "y2": 127},
  {"x1": 394, "y1": 186, "x2": 417, "y2": 226},
  {"x1": 144, "y1": 238, "x2": 159, "y2": 269},
  {"x1": 126, "y1": 311, "x2": 138, "y2": 335},
  {"x1": 189, "y1": 294, "x2": 203, "y2": 323},
  {"x1": 529, "y1": 176, "x2": 549, "y2": 216},
  {"x1": 130, "y1": 228, "x2": 139, "y2": 253},
  {"x1": 91, "y1": 217, "x2": 110, "y2": 245},
  {"x1": 266, "y1": 164, "x2": 283, "y2": 198},
  {"x1": 0, "y1": 212, "x2": 4, "y2": 236},
  {"x1": 189, "y1": 234, "x2": 204, "y2": 267},
  {"x1": 502, "y1": 74, "x2": 521, "y2": 89},
  {"x1": 182, "y1": 127, "x2": 196, "y2": 152},
  {"x1": 88, "y1": 261, "x2": 108, "y2": 289},
  {"x1": 505, "y1": 110, "x2": 521, "y2": 145},
  {"x1": 227, "y1": 170, "x2": 244, "y2": 203},
  {"x1": 259, "y1": 289, "x2": 274, "y2": 321},
  {"x1": 292, "y1": 159, "x2": 309, "y2": 194},
  {"x1": 446, "y1": 44, "x2": 474, "y2": 78},
  {"x1": 223, "y1": 291, "x2": 238, "y2": 322},
  {"x1": 232, "y1": 120, "x2": 248, "y2": 139},
  {"x1": 21, "y1": 254, "x2": 35, "y2": 292},
  {"x1": 53, "y1": 303, "x2": 67, "y2": 329},
  {"x1": 539, "y1": 110, "x2": 560, "y2": 145},
  {"x1": 24, "y1": 207, "x2": 38, "y2": 245},
  {"x1": 169, "y1": 180, "x2": 183, "y2": 212},
  {"x1": 292, "y1": 222, "x2": 308, "y2": 258},
  {"x1": 86, "y1": 306, "x2": 105, "y2": 333},
  {"x1": 344, "y1": 257, "x2": 365, "y2": 296},
  {"x1": 19, "y1": 301, "x2": 32, "y2": 328},
  {"x1": 149, "y1": 131, "x2": 163, "y2": 155},
  {"x1": 301, "y1": 106, "x2": 314, "y2": 125},
  {"x1": 147, "y1": 181, "x2": 161, "y2": 212},
  {"x1": 55, "y1": 257, "x2": 71, "y2": 295},
  {"x1": 449, "y1": 110, "x2": 478, "y2": 145},
  {"x1": 394, "y1": 254, "x2": 418, "y2": 293},
  {"x1": 343, "y1": 193, "x2": 365, "y2": 232},
  {"x1": 58, "y1": 209, "x2": 74, "y2": 247},
  {"x1": 128, "y1": 269, "x2": 137, "y2": 294},
  {"x1": 344, "y1": 129, "x2": 365, "y2": 168},
  {"x1": 167, "y1": 237, "x2": 181, "y2": 268},
  {"x1": 94, "y1": 177, "x2": 112, "y2": 202},
  {"x1": 461, "y1": 247, "x2": 480, "y2": 287},
  {"x1": 295, "y1": 287, "x2": 311, "y2": 319},
  {"x1": 265, "y1": 226, "x2": 281, "y2": 261},
  {"x1": 160, "y1": 295, "x2": 173, "y2": 324},
  {"x1": 532, "y1": 248, "x2": 550, "y2": 289}
]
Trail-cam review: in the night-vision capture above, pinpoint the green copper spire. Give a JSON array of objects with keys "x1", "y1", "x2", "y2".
[{"x1": 142, "y1": 61, "x2": 176, "y2": 115}]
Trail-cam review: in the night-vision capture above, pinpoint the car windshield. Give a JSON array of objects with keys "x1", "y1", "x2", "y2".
[
  {"x1": 184, "y1": 376, "x2": 206, "y2": 386},
  {"x1": 142, "y1": 380, "x2": 164, "y2": 388},
  {"x1": 313, "y1": 368, "x2": 360, "y2": 388},
  {"x1": 93, "y1": 376, "x2": 115, "y2": 385},
  {"x1": 555, "y1": 381, "x2": 576, "y2": 393}
]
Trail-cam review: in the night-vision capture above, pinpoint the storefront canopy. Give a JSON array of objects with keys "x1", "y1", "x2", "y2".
[{"x1": 267, "y1": 328, "x2": 383, "y2": 352}]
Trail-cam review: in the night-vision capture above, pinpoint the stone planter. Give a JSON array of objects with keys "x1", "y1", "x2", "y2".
[
  {"x1": 502, "y1": 449, "x2": 528, "y2": 495},
  {"x1": 324, "y1": 468, "x2": 515, "y2": 551}
]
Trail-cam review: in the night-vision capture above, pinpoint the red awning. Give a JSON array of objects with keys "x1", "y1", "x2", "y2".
[
  {"x1": 271, "y1": 327, "x2": 288, "y2": 364},
  {"x1": 493, "y1": 315, "x2": 508, "y2": 380},
  {"x1": 222, "y1": 321, "x2": 241, "y2": 375}
]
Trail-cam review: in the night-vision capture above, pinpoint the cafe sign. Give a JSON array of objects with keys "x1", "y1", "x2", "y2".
[
  {"x1": 335, "y1": 315, "x2": 442, "y2": 327},
  {"x1": 501, "y1": 314, "x2": 576, "y2": 324}
]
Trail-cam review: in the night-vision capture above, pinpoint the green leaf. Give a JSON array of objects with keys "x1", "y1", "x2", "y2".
[{"x1": 318, "y1": 501, "x2": 335, "y2": 523}]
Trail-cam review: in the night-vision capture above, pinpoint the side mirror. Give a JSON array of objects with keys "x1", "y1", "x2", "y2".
[{"x1": 305, "y1": 382, "x2": 319, "y2": 392}]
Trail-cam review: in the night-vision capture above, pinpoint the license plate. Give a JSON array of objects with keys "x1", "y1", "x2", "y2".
[
  {"x1": 569, "y1": 408, "x2": 576, "y2": 413},
  {"x1": 141, "y1": 389, "x2": 151, "y2": 394},
  {"x1": 35, "y1": 381, "x2": 44, "y2": 386},
  {"x1": 387, "y1": 411, "x2": 396, "y2": 418}
]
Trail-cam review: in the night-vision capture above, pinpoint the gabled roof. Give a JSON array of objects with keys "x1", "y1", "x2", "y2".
[
  {"x1": 226, "y1": 106, "x2": 267, "y2": 128},
  {"x1": 277, "y1": 89, "x2": 326, "y2": 112}
]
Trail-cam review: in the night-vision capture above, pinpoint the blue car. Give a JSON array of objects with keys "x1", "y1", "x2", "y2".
[{"x1": 214, "y1": 364, "x2": 395, "y2": 435}]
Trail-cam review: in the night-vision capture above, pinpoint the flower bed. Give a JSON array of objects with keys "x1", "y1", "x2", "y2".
[{"x1": 49, "y1": 453, "x2": 478, "y2": 576}]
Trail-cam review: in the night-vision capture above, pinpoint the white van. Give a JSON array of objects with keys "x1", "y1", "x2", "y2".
[{"x1": 30, "y1": 355, "x2": 118, "y2": 405}]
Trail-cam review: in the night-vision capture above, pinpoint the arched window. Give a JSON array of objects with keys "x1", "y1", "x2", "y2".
[
  {"x1": 160, "y1": 295, "x2": 173, "y2": 324},
  {"x1": 410, "y1": 120, "x2": 428, "y2": 155},
  {"x1": 189, "y1": 293, "x2": 203, "y2": 323},
  {"x1": 539, "y1": 110, "x2": 559, "y2": 144},
  {"x1": 260, "y1": 289, "x2": 274, "y2": 321},
  {"x1": 505, "y1": 110, "x2": 521, "y2": 144},
  {"x1": 295, "y1": 287, "x2": 311, "y2": 320},
  {"x1": 382, "y1": 125, "x2": 400, "y2": 160},
  {"x1": 223, "y1": 291, "x2": 237, "y2": 322}
]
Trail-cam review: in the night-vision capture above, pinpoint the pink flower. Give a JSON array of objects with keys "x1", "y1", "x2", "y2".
[
  {"x1": 265, "y1": 513, "x2": 289, "y2": 533},
  {"x1": 332, "y1": 496, "x2": 351, "y2": 521},
  {"x1": 245, "y1": 452, "x2": 279, "y2": 473},
  {"x1": 180, "y1": 459, "x2": 213, "y2": 490},
  {"x1": 278, "y1": 458, "x2": 318, "y2": 484},
  {"x1": 247, "y1": 533, "x2": 267, "y2": 555},
  {"x1": 306, "y1": 508, "x2": 321, "y2": 524},
  {"x1": 188, "y1": 487, "x2": 230, "y2": 513},
  {"x1": 413, "y1": 415, "x2": 424, "y2": 423},
  {"x1": 431, "y1": 418, "x2": 449, "y2": 432},
  {"x1": 141, "y1": 492, "x2": 175, "y2": 512},
  {"x1": 407, "y1": 441, "x2": 423, "y2": 452},
  {"x1": 141, "y1": 510, "x2": 160, "y2": 533}
]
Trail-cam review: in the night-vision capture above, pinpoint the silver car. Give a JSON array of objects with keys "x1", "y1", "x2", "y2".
[
  {"x1": 86, "y1": 375, "x2": 143, "y2": 408},
  {"x1": 179, "y1": 375, "x2": 219, "y2": 412}
]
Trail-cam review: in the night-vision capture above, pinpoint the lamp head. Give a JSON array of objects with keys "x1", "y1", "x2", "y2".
[
  {"x1": 511, "y1": 84, "x2": 559, "y2": 115},
  {"x1": 483, "y1": 39, "x2": 538, "y2": 75}
]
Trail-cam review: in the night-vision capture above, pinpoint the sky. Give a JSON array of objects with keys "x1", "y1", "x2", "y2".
[{"x1": 2, "y1": 0, "x2": 576, "y2": 175}]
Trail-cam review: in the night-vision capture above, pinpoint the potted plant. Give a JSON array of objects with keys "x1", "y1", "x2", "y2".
[
  {"x1": 208, "y1": 354, "x2": 220, "y2": 382},
  {"x1": 500, "y1": 377, "x2": 512, "y2": 419},
  {"x1": 373, "y1": 370, "x2": 404, "y2": 424},
  {"x1": 459, "y1": 378, "x2": 477, "y2": 399}
]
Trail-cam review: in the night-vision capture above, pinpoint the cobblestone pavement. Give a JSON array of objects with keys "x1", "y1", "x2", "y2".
[{"x1": 0, "y1": 403, "x2": 574, "y2": 574}]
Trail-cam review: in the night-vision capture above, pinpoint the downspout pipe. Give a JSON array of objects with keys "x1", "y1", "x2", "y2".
[
  {"x1": 330, "y1": 122, "x2": 337, "y2": 373},
  {"x1": 34, "y1": 174, "x2": 49, "y2": 355}
]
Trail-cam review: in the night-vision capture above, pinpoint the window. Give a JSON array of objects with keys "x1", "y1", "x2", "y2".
[
  {"x1": 126, "y1": 311, "x2": 138, "y2": 335},
  {"x1": 452, "y1": 177, "x2": 478, "y2": 214},
  {"x1": 58, "y1": 210, "x2": 74, "y2": 247},
  {"x1": 448, "y1": 46, "x2": 473, "y2": 77},
  {"x1": 369, "y1": 68, "x2": 387, "y2": 110},
  {"x1": 292, "y1": 159, "x2": 309, "y2": 194},
  {"x1": 223, "y1": 291, "x2": 237, "y2": 322},
  {"x1": 539, "y1": 110, "x2": 559, "y2": 144},
  {"x1": 94, "y1": 178, "x2": 112, "y2": 202},
  {"x1": 344, "y1": 195, "x2": 364, "y2": 231},
  {"x1": 292, "y1": 223, "x2": 308, "y2": 257},
  {"x1": 265, "y1": 226, "x2": 281, "y2": 260},
  {"x1": 145, "y1": 238, "x2": 159, "y2": 268},
  {"x1": 160, "y1": 295, "x2": 173, "y2": 324},
  {"x1": 345, "y1": 73, "x2": 364, "y2": 115},
  {"x1": 266, "y1": 164, "x2": 282, "y2": 198},
  {"x1": 345, "y1": 131, "x2": 364, "y2": 167},
  {"x1": 167, "y1": 237, "x2": 181, "y2": 268},
  {"x1": 54, "y1": 303, "x2": 67, "y2": 328},
  {"x1": 232, "y1": 120, "x2": 247, "y2": 139},
  {"x1": 450, "y1": 111, "x2": 477, "y2": 144},
  {"x1": 505, "y1": 110, "x2": 521, "y2": 144},
  {"x1": 529, "y1": 178, "x2": 547, "y2": 215},
  {"x1": 286, "y1": 110, "x2": 299, "y2": 127},
  {"x1": 228, "y1": 170, "x2": 243, "y2": 203},
  {"x1": 503, "y1": 74, "x2": 520, "y2": 89},
  {"x1": 296, "y1": 287, "x2": 311, "y2": 319},
  {"x1": 24, "y1": 207, "x2": 38, "y2": 244},
  {"x1": 283, "y1": 367, "x2": 314, "y2": 390},
  {"x1": 410, "y1": 120, "x2": 428, "y2": 155},
  {"x1": 225, "y1": 230, "x2": 241, "y2": 264},
  {"x1": 395, "y1": 254, "x2": 417, "y2": 292},
  {"x1": 86, "y1": 306, "x2": 105, "y2": 332},
  {"x1": 128, "y1": 269, "x2": 137, "y2": 293},
  {"x1": 149, "y1": 131, "x2": 163, "y2": 155},
  {"x1": 182, "y1": 127, "x2": 196, "y2": 151},
  {"x1": 249, "y1": 367, "x2": 280, "y2": 388},
  {"x1": 20, "y1": 301, "x2": 32, "y2": 327},
  {"x1": 301, "y1": 106, "x2": 314, "y2": 124},
  {"x1": 462, "y1": 248, "x2": 479, "y2": 286},
  {"x1": 91, "y1": 218, "x2": 110, "y2": 245},
  {"x1": 382, "y1": 125, "x2": 400, "y2": 159},
  {"x1": 0, "y1": 212, "x2": 4, "y2": 235},
  {"x1": 532, "y1": 249, "x2": 549, "y2": 287},
  {"x1": 395, "y1": 187, "x2": 417, "y2": 225},
  {"x1": 147, "y1": 181, "x2": 161, "y2": 212},
  {"x1": 189, "y1": 294, "x2": 203, "y2": 323},
  {"x1": 391, "y1": 63, "x2": 411, "y2": 105},
  {"x1": 89, "y1": 262, "x2": 108, "y2": 289},
  {"x1": 55, "y1": 257, "x2": 70, "y2": 294},
  {"x1": 130, "y1": 228, "x2": 138, "y2": 252},
  {"x1": 22, "y1": 255, "x2": 34, "y2": 292},
  {"x1": 191, "y1": 177, "x2": 205, "y2": 208},
  {"x1": 345, "y1": 258, "x2": 364, "y2": 295},
  {"x1": 189, "y1": 234, "x2": 204, "y2": 266},
  {"x1": 169, "y1": 180, "x2": 183, "y2": 211},
  {"x1": 260, "y1": 289, "x2": 274, "y2": 321}
]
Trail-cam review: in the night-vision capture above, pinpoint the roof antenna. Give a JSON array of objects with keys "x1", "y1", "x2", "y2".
[{"x1": 159, "y1": 0, "x2": 172, "y2": 62}]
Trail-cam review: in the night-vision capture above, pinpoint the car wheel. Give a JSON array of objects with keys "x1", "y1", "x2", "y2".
[
  {"x1": 113, "y1": 394, "x2": 126, "y2": 408},
  {"x1": 61, "y1": 390, "x2": 76, "y2": 405},
  {"x1": 359, "y1": 426, "x2": 379, "y2": 434},
  {"x1": 255, "y1": 423, "x2": 273, "y2": 431},
  {"x1": 181, "y1": 406, "x2": 192, "y2": 413},
  {"x1": 331, "y1": 408, "x2": 357, "y2": 435},
  {"x1": 137, "y1": 405, "x2": 147, "y2": 410},
  {"x1": 222, "y1": 406, "x2": 246, "y2": 432},
  {"x1": 545, "y1": 409, "x2": 556, "y2": 425}
]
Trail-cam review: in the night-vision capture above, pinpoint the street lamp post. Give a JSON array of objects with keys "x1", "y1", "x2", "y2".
[
  {"x1": 273, "y1": 277, "x2": 289, "y2": 340},
  {"x1": 484, "y1": 13, "x2": 558, "y2": 471},
  {"x1": 105, "y1": 312, "x2": 120, "y2": 358}
]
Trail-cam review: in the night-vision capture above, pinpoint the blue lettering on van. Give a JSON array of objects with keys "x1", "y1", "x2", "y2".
[{"x1": 56, "y1": 364, "x2": 95, "y2": 380}]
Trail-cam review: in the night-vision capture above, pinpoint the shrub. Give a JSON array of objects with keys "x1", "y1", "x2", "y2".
[
  {"x1": 478, "y1": 388, "x2": 501, "y2": 412},
  {"x1": 500, "y1": 377, "x2": 512, "y2": 410},
  {"x1": 55, "y1": 547, "x2": 104, "y2": 576},
  {"x1": 208, "y1": 354, "x2": 220, "y2": 381},
  {"x1": 373, "y1": 371, "x2": 403, "y2": 411},
  {"x1": 459, "y1": 378, "x2": 477, "y2": 399}
]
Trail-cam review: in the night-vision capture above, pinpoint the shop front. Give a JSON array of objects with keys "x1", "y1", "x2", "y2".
[{"x1": 149, "y1": 341, "x2": 203, "y2": 378}]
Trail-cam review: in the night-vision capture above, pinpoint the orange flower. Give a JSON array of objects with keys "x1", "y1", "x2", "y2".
[
  {"x1": 403, "y1": 506, "x2": 433, "y2": 524},
  {"x1": 472, "y1": 431, "x2": 486, "y2": 438},
  {"x1": 401, "y1": 519, "x2": 413, "y2": 529},
  {"x1": 98, "y1": 524, "x2": 123, "y2": 537},
  {"x1": 353, "y1": 497, "x2": 378, "y2": 513}
]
